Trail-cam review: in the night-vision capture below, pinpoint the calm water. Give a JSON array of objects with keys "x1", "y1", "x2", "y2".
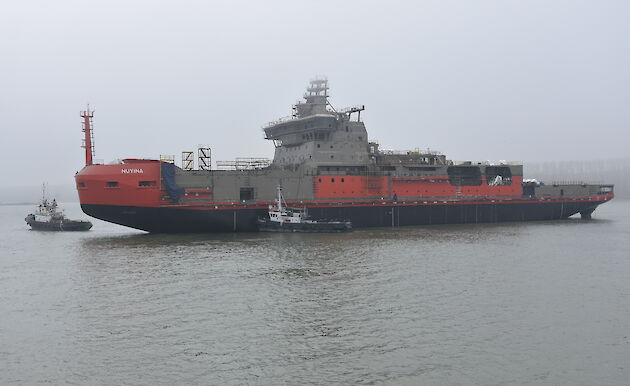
[{"x1": 1, "y1": 201, "x2": 629, "y2": 385}]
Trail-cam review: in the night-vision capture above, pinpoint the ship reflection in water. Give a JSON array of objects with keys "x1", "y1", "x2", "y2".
[{"x1": 2, "y1": 201, "x2": 629, "y2": 384}]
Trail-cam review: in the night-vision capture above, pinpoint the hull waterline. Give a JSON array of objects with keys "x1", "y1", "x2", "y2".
[{"x1": 82, "y1": 199, "x2": 605, "y2": 233}]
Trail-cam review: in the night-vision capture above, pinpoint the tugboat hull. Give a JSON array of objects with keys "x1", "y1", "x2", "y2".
[
  {"x1": 257, "y1": 219, "x2": 352, "y2": 233},
  {"x1": 25, "y1": 215, "x2": 92, "y2": 231}
]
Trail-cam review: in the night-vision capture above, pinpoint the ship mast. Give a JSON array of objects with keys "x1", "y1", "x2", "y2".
[
  {"x1": 276, "y1": 186, "x2": 283, "y2": 212},
  {"x1": 80, "y1": 107, "x2": 95, "y2": 166}
]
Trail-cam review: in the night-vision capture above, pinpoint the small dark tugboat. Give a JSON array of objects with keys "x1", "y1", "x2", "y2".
[
  {"x1": 25, "y1": 191, "x2": 92, "y2": 231},
  {"x1": 257, "y1": 186, "x2": 352, "y2": 233}
]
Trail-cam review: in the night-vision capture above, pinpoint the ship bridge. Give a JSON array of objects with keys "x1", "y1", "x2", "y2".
[{"x1": 263, "y1": 78, "x2": 369, "y2": 168}]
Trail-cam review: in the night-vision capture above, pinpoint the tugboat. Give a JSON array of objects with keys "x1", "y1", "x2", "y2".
[
  {"x1": 257, "y1": 186, "x2": 352, "y2": 232},
  {"x1": 25, "y1": 187, "x2": 93, "y2": 231}
]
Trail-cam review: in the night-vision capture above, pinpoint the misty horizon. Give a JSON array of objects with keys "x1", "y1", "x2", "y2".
[{"x1": 2, "y1": 0, "x2": 628, "y2": 189}]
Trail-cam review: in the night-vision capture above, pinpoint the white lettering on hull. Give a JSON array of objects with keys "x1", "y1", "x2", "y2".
[{"x1": 121, "y1": 168, "x2": 144, "y2": 174}]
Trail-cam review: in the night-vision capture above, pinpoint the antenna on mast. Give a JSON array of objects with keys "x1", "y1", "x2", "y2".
[{"x1": 80, "y1": 106, "x2": 95, "y2": 166}]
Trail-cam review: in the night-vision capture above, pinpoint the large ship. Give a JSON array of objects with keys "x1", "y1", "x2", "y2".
[{"x1": 75, "y1": 79, "x2": 614, "y2": 233}]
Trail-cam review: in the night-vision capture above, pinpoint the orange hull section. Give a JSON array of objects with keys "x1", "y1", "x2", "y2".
[
  {"x1": 314, "y1": 175, "x2": 523, "y2": 199},
  {"x1": 75, "y1": 161, "x2": 163, "y2": 207}
]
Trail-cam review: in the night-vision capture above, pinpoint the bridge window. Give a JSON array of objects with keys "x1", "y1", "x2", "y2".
[
  {"x1": 331, "y1": 178, "x2": 335, "y2": 182},
  {"x1": 138, "y1": 181, "x2": 156, "y2": 187},
  {"x1": 105, "y1": 181, "x2": 119, "y2": 188}
]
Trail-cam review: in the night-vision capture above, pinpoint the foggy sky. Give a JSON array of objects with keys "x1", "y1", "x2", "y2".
[{"x1": 1, "y1": 0, "x2": 629, "y2": 188}]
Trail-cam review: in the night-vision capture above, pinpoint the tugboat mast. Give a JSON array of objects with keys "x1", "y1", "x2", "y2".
[
  {"x1": 80, "y1": 107, "x2": 95, "y2": 166},
  {"x1": 276, "y1": 186, "x2": 283, "y2": 212}
]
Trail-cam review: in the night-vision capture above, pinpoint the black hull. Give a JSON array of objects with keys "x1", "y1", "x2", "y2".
[
  {"x1": 81, "y1": 200, "x2": 603, "y2": 233},
  {"x1": 26, "y1": 220, "x2": 93, "y2": 231},
  {"x1": 257, "y1": 219, "x2": 352, "y2": 233}
]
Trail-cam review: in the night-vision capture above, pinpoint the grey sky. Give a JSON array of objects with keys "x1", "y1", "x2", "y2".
[{"x1": 1, "y1": 0, "x2": 628, "y2": 188}]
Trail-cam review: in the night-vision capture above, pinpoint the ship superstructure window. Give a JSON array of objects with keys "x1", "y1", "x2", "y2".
[
  {"x1": 77, "y1": 182, "x2": 86, "y2": 188},
  {"x1": 105, "y1": 181, "x2": 119, "y2": 188},
  {"x1": 447, "y1": 167, "x2": 482, "y2": 186},
  {"x1": 240, "y1": 187, "x2": 255, "y2": 201},
  {"x1": 485, "y1": 166, "x2": 512, "y2": 186},
  {"x1": 138, "y1": 181, "x2": 156, "y2": 187}
]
